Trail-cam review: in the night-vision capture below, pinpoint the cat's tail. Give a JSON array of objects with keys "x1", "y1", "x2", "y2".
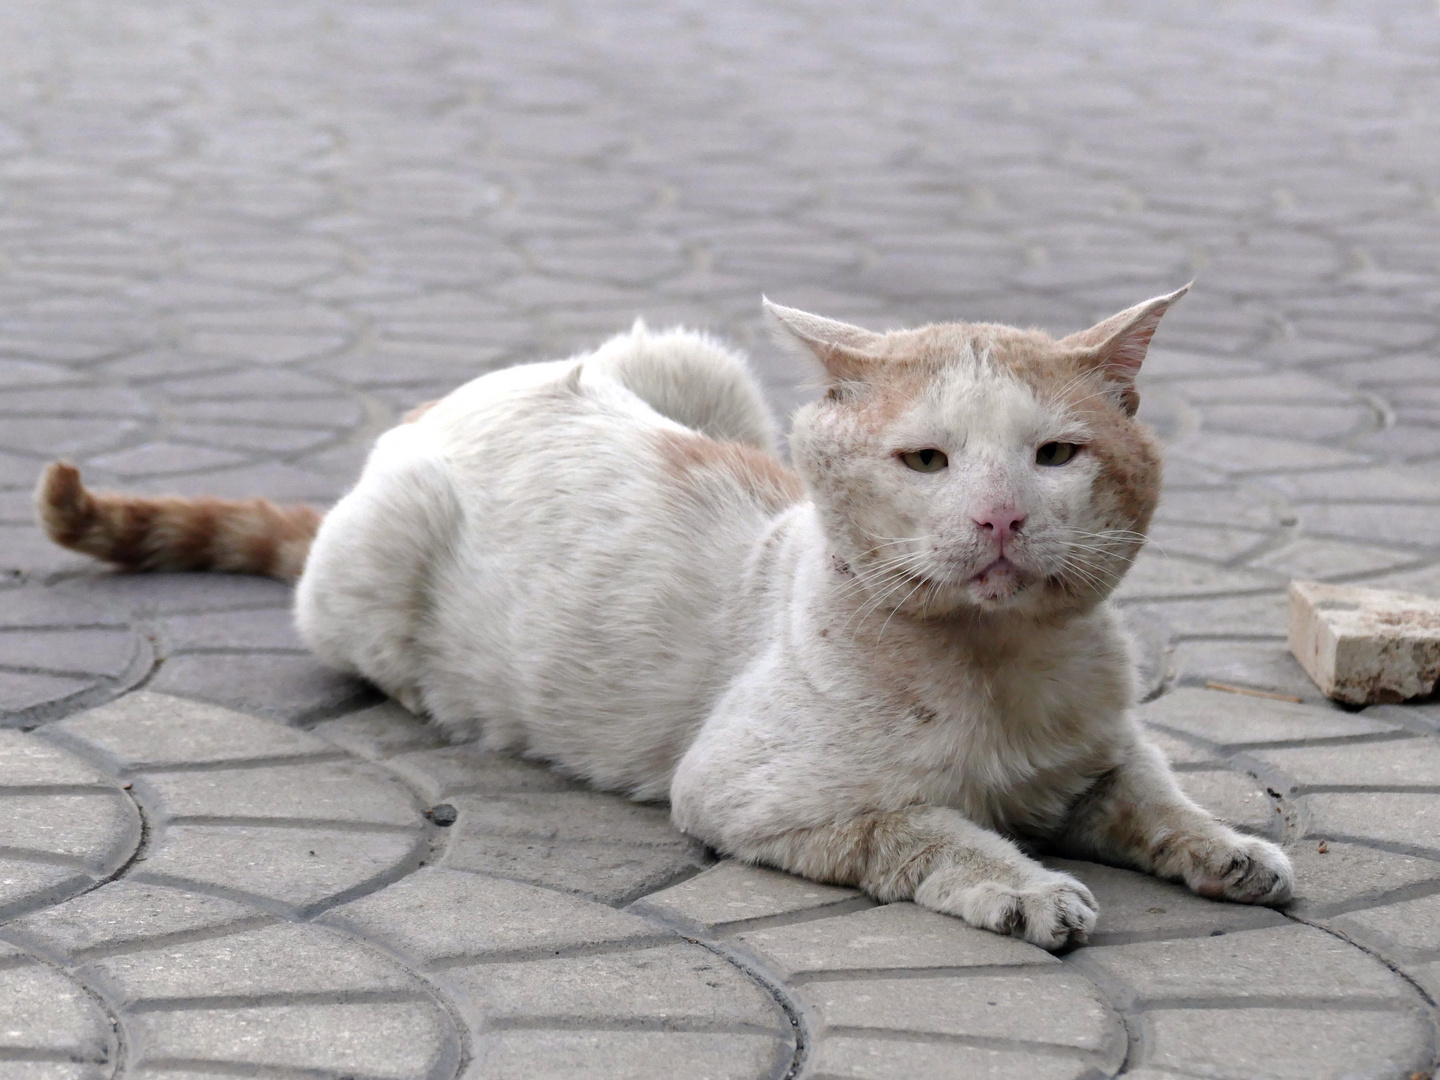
[{"x1": 34, "y1": 462, "x2": 321, "y2": 582}]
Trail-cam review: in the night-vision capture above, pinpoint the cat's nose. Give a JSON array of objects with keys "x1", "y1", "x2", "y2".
[{"x1": 974, "y1": 509, "x2": 1026, "y2": 545}]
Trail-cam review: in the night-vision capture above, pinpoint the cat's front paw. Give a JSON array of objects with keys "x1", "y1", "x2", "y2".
[
  {"x1": 916, "y1": 867, "x2": 1098, "y2": 951},
  {"x1": 1164, "y1": 830, "x2": 1293, "y2": 906}
]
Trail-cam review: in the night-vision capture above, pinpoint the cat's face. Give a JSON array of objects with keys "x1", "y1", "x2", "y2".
[{"x1": 776, "y1": 291, "x2": 1179, "y2": 620}]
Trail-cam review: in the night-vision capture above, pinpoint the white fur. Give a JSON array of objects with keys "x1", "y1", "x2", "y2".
[{"x1": 295, "y1": 313, "x2": 1292, "y2": 950}]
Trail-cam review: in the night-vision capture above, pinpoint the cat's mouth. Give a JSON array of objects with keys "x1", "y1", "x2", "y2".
[{"x1": 968, "y1": 556, "x2": 1026, "y2": 601}]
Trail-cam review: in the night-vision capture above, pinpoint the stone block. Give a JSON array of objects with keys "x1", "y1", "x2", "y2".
[
  {"x1": 445, "y1": 791, "x2": 684, "y2": 846},
  {"x1": 1252, "y1": 736, "x2": 1440, "y2": 787},
  {"x1": 0, "y1": 858, "x2": 92, "y2": 921},
  {"x1": 137, "y1": 759, "x2": 421, "y2": 827},
  {"x1": 809, "y1": 1036, "x2": 1096, "y2": 1080},
  {"x1": 1140, "y1": 1007, "x2": 1429, "y2": 1080},
  {"x1": 83, "y1": 921, "x2": 420, "y2": 1003},
  {"x1": 0, "y1": 730, "x2": 114, "y2": 786},
  {"x1": 50, "y1": 691, "x2": 331, "y2": 768},
  {"x1": 1325, "y1": 890, "x2": 1440, "y2": 959},
  {"x1": 803, "y1": 968, "x2": 1119, "y2": 1053},
  {"x1": 464, "y1": 1031, "x2": 789, "y2": 1080},
  {"x1": 443, "y1": 942, "x2": 780, "y2": 1028},
  {"x1": 147, "y1": 652, "x2": 375, "y2": 721},
  {"x1": 387, "y1": 743, "x2": 580, "y2": 801},
  {"x1": 1047, "y1": 860, "x2": 1285, "y2": 942},
  {"x1": 321, "y1": 867, "x2": 663, "y2": 963},
  {"x1": 1289, "y1": 580, "x2": 1440, "y2": 704},
  {"x1": 1285, "y1": 840, "x2": 1440, "y2": 914},
  {"x1": 1072, "y1": 924, "x2": 1412, "y2": 1007},
  {"x1": 1141, "y1": 725, "x2": 1219, "y2": 767},
  {"x1": 0, "y1": 962, "x2": 112, "y2": 1060},
  {"x1": 0, "y1": 627, "x2": 140, "y2": 678},
  {"x1": 127, "y1": 1001, "x2": 456, "y2": 1080},
  {"x1": 7, "y1": 881, "x2": 263, "y2": 959},
  {"x1": 734, "y1": 902, "x2": 1054, "y2": 981},
  {"x1": 441, "y1": 832, "x2": 708, "y2": 905},
  {"x1": 311, "y1": 701, "x2": 444, "y2": 760},
  {"x1": 1174, "y1": 769, "x2": 1281, "y2": 836},
  {"x1": 631, "y1": 860, "x2": 864, "y2": 932},
  {"x1": 1305, "y1": 791, "x2": 1440, "y2": 851},
  {"x1": 158, "y1": 607, "x2": 304, "y2": 651},
  {"x1": 1168, "y1": 641, "x2": 1333, "y2": 706},
  {"x1": 0, "y1": 790, "x2": 140, "y2": 872},
  {"x1": 0, "y1": 671, "x2": 94, "y2": 716},
  {"x1": 135, "y1": 824, "x2": 420, "y2": 912},
  {"x1": 1136, "y1": 687, "x2": 1399, "y2": 747}
]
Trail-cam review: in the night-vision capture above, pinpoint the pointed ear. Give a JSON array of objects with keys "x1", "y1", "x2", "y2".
[
  {"x1": 762, "y1": 297, "x2": 883, "y2": 383},
  {"x1": 1061, "y1": 283, "x2": 1190, "y2": 416}
]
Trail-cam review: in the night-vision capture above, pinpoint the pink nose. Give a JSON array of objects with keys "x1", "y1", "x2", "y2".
[{"x1": 974, "y1": 508, "x2": 1026, "y2": 545}]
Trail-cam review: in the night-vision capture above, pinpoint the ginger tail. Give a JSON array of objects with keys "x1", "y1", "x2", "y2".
[{"x1": 34, "y1": 462, "x2": 322, "y2": 582}]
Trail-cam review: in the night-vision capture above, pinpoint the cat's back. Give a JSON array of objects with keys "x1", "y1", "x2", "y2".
[{"x1": 299, "y1": 353, "x2": 803, "y2": 797}]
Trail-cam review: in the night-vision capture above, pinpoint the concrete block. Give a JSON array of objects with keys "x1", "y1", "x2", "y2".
[
  {"x1": 1141, "y1": 1007, "x2": 1429, "y2": 1080},
  {"x1": 0, "y1": 962, "x2": 112, "y2": 1060},
  {"x1": 1072, "y1": 924, "x2": 1412, "y2": 1007},
  {"x1": 1252, "y1": 736, "x2": 1440, "y2": 787},
  {"x1": 734, "y1": 902, "x2": 1055, "y2": 981},
  {"x1": 84, "y1": 922, "x2": 420, "y2": 1003},
  {"x1": 135, "y1": 824, "x2": 420, "y2": 911},
  {"x1": 1305, "y1": 791, "x2": 1440, "y2": 851},
  {"x1": 1136, "y1": 687, "x2": 1399, "y2": 747},
  {"x1": 7, "y1": 881, "x2": 263, "y2": 959},
  {"x1": 803, "y1": 969, "x2": 1119, "y2": 1053},
  {"x1": 1289, "y1": 580, "x2": 1440, "y2": 704},
  {"x1": 1175, "y1": 769, "x2": 1281, "y2": 836},
  {"x1": 387, "y1": 743, "x2": 581, "y2": 801},
  {"x1": 0, "y1": 858, "x2": 92, "y2": 922},
  {"x1": 465, "y1": 1031, "x2": 788, "y2": 1080},
  {"x1": 0, "y1": 790, "x2": 140, "y2": 873},
  {"x1": 1274, "y1": 840, "x2": 1440, "y2": 915},
  {"x1": 51, "y1": 691, "x2": 330, "y2": 768},
  {"x1": 0, "y1": 730, "x2": 114, "y2": 786},
  {"x1": 810, "y1": 1036, "x2": 1096, "y2": 1080},
  {"x1": 443, "y1": 942, "x2": 780, "y2": 1028},
  {"x1": 311, "y1": 701, "x2": 444, "y2": 761},
  {"x1": 631, "y1": 860, "x2": 863, "y2": 932},
  {"x1": 321, "y1": 867, "x2": 664, "y2": 963},
  {"x1": 127, "y1": 1001, "x2": 456, "y2": 1080}
]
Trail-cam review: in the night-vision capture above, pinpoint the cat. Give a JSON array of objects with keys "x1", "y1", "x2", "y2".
[{"x1": 36, "y1": 290, "x2": 1293, "y2": 950}]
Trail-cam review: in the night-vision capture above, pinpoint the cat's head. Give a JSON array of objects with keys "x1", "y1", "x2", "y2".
[{"x1": 774, "y1": 288, "x2": 1182, "y2": 620}]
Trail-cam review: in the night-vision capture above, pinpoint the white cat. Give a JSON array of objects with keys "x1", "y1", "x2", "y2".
[{"x1": 37, "y1": 290, "x2": 1293, "y2": 949}]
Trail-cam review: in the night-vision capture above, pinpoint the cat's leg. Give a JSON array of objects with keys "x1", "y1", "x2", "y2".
[
  {"x1": 1055, "y1": 738, "x2": 1293, "y2": 905},
  {"x1": 733, "y1": 806, "x2": 1098, "y2": 950}
]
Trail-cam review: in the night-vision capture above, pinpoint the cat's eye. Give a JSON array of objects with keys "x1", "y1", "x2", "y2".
[
  {"x1": 900, "y1": 448, "x2": 948, "y2": 472},
  {"x1": 1036, "y1": 442, "x2": 1080, "y2": 467}
]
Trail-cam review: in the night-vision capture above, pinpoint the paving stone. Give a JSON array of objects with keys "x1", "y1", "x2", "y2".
[
  {"x1": 0, "y1": 671, "x2": 96, "y2": 717},
  {"x1": 809, "y1": 1036, "x2": 1097, "y2": 1080},
  {"x1": 804, "y1": 968, "x2": 1119, "y2": 1053},
  {"x1": 1252, "y1": 737, "x2": 1440, "y2": 788},
  {"x1": 442, "y1": 831, "x2": 709, "y2": 905},
  {"x1": 1175, "y1": 769, "x2": 1281, "y2": 836},
  {"x1": 1136, "y1": 687, "x2": 1401, "y2": 747},
  {"x1": 1247, "y1": 538, "x2": 1422, "y2": 582},
  {"x1": 1286, "y1": 841, "x2": 1440, "y2": 913},
  {"x1": 158, "y1": 607, "x2": 304, "y2": 652},
  {"x1": 0, "y1": 790, "x2": 140, "y2": 872},
  {"x1": 1289, "y1": 580, "x2": 1440, "y2": 704},
  {"x1": 136, "y1": 824, "x2": 419, "y2": 911},
  {"x1": 1168, "y1": 641, "x2": 1335, "y2": 705},
  {"x1": 0, "y1": 627, "x2": 140, "y2": 677},
  {"x1": 322, "y1": 867, "x2": 663, "y2": 962},
  {"x1": 387, "y1": 742, "x2": 582, "y2": 801},
  {"x1": 1298, "y1": 502, "x2": 1440, "y2": 548},
  {"x1": 1073, "y1": 924, "x2": 1413, "y2": 1007},
  {"x1": 1141, "y1": 725, "x2": 1221, "y2": 767},
  {"x1": 147, "y1": 652, "x2": 376, "y2": 721},
  {"x1": 310, "y1": 700, "x2": 446, "y2": 760},
  {"x1": 127, "y1": 1001, "x2": 455, "y2": 1079},
  {"x1": 444, "y1": 791, "x2": 685, "y2": 847},
  {"x1": 56, "y1": 573, "x2": 294, "y2": 616},
  {"x1": 83, "y1": 921, "x2": 419, "y2": 1004},
  {"x1": 0, "y1": 961, "x2": 112, "y2": 1060},
  {"x1": 50, "y1": 691, "x2": 331, "y2": 768},
  {"x1": 1128, "y1": 592, "x2": 1289, "y2": 640},
  {"x1": 1048, "y1": 860, "x2": 1286, "y2": 942},
  {"x1": 136, "y1": 759, "x2": 421, "y2": 827},
  {"x1": 734, "y1": 902, "x2": 1055, "y2": 981},
  {"x1": 1140, "y1": 1006, "x2": 1430, "y2": 1080},
  {"x1": 466, "y1": 1031, "x2": 789, "y2": 1080},
  {"x1": 1113, "y1": 554, "x2": 1279, "y2": 602},
  {"x1": 0, "y1": 730, "x2": 115, "y2": 786},
  {"x1": 7, "y1": 881, "x2": 264, "y2": 959},
  {"x1": 1305, "y1": 792, "x2": 1440, "y2": 853},
  {"x1": 632, "y1": 860, "x2": 864, "y2": 932},
  {"x1": 444, "y1": 941, "x2": 780, "y2": 1028}
]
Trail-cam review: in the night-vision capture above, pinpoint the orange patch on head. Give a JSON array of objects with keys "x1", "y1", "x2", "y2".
[{"x1": 654, "y1": 429, "x2": 804, "y2": 513}]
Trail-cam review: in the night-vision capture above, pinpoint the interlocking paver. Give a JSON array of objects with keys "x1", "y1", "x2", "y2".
[{"x1": 4, "y1": 0, "x2": 1440, "y2": 1075}]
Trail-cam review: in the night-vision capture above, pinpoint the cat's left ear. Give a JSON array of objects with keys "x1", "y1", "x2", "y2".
[
  {"x1": 1061, "y1": 283, "x2": 1191, "y2": 416},
  {"x1": 763, "y1": 298, "x2": 883, "y2": 383}
]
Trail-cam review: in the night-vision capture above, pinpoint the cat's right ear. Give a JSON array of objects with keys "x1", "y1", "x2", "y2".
[{"x1": 762, "y1": 298, "x2": 882, "y2": 384}]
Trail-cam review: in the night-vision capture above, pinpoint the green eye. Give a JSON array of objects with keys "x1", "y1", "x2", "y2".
[
  {"x1": 901, "y1": 448, "x2": 948, "y2": 472},
  {"x1": 1036, "y1": 442, "x2": 1079, "y2": 467}
]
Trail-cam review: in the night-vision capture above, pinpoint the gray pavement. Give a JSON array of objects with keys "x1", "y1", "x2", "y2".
[{"x1": 2, "y1": 0, "x2": 1440, "y2": 1077}]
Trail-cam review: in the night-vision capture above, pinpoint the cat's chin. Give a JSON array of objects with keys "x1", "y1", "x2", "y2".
[{"x1": 964, "y1": 557, "x2": 1028, "y2": 606}]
